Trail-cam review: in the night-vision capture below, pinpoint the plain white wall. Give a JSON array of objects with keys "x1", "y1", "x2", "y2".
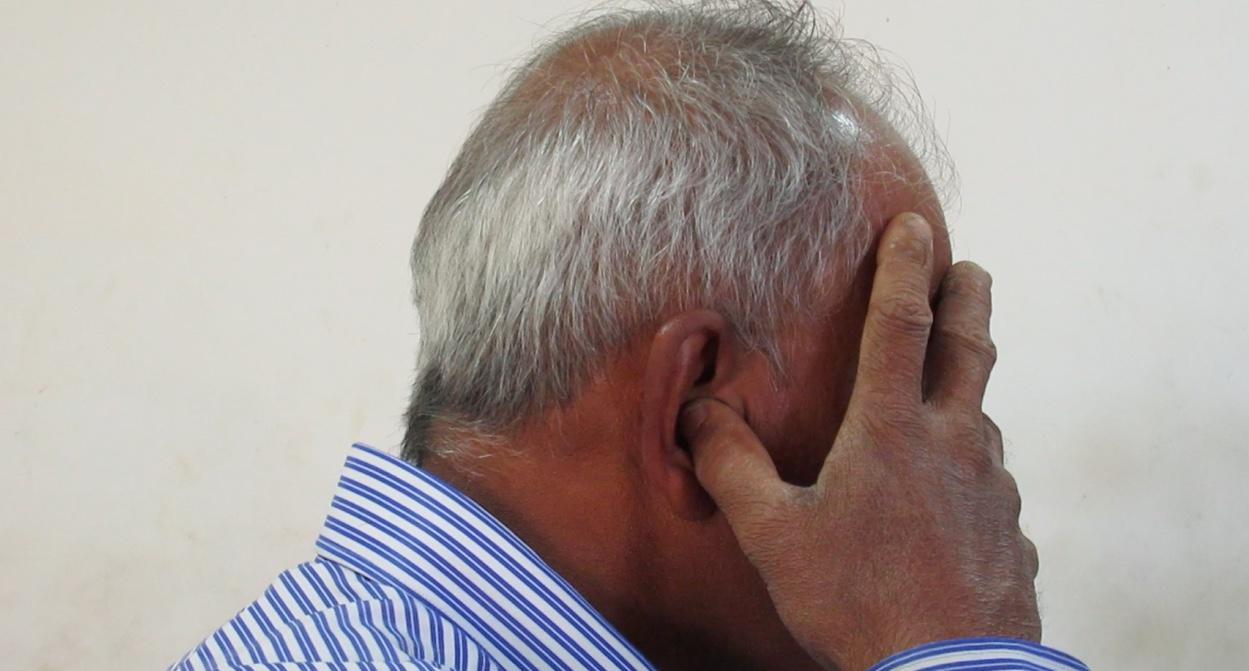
[{"x1": 3, "y1": 2, "x2": 1246, "y2": 668}]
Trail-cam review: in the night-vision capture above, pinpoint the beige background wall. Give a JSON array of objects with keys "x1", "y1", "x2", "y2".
[{"x1": 3, "y1": 2, "x2": 1246, "y2": 668}]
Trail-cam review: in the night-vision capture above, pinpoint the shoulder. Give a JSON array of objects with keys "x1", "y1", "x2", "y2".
[{"x1": 168, "y1": 560, "x2": 502, "y2": 671}]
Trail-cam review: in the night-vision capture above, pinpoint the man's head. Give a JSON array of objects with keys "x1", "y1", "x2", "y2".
[{"x1": 403, "y1": 2, "x2": 952, "y2": 668}]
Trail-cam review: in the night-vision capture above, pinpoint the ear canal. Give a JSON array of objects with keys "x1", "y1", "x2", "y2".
[{"x1": 674, "y1": 426, "x2": 691, "y2": 454}]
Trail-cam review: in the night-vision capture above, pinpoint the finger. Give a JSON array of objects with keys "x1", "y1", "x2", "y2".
[
  {"x1": 855, "y1": 213, "x2": 935, "y2": 404},
  {"x1": 927, "y1": 261, "x2": 996, "y2": 407},
  {"x1": 680, "y1": 399, "x2": 791, "y2": 527}
]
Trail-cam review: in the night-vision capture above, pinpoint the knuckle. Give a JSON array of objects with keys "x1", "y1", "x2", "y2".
[
  {"x1": 1022, "y1": 536, "x2": 1040, "y2": 578},
  {"x1": 984, "y1": 414, "x2": 1005, "y2": 462},
  {"x1": 959, "y1": 440, "x2": 998, "y2": 477},
  {"x1": 1009, "y1": 485, "x2": 1023, "y2": 519},
  {"x1": 937, "y1": 325, "x2": 998, "y2": 365},
  {"x1": 998, "y1": 470, "x2": 1023, "y2": 517},
  {"x1": 874, "y1": 291, "x2": 933, "y2": 336},
  {"x1": 984, "y1": 414, "x2": 1003, "y2": 441},
  {"x1": 941, "y1": 417, "x2": 998, "y2": 476},
  {"x1": 860, "y1": 399, "x2": 927, "y2": 440}
]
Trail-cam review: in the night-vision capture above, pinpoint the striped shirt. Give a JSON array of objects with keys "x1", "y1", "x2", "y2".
[{"x1": 171, "y1": 443, "x2": 1089, "y2": 671}]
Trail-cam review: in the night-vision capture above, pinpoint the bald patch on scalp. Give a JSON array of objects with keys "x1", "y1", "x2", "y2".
[
  {"x1": 511, "y1": 9, "x2": 851, "y2": 130},
  {"x1": 524, "y1": 12, "x2": 945, "y2": 232}
]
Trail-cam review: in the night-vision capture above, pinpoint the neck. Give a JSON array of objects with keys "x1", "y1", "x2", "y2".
[
  {"x1": 422, "y1": 431, "x2": 647, "y2": 628},
  {"x1": 423, "y1": 439, "x2": 794, "y2": 671}
]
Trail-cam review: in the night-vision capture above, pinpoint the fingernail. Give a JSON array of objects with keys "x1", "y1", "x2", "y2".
[
  {"x1": 679, "y1": 402, "x2": 709, "y2": 441},
  {"x1": 894, "y1": 214, "x2": 932, "y2": 264}
]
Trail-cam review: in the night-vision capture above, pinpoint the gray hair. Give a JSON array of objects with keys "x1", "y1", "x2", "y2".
[{"x1": 402, "y1": 0, "x2": 947, "y2": 463}]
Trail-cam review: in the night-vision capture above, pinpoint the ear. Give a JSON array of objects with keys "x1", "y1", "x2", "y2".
[{"x1": 638, "y1": 309, "x2": 746, "y2": 521}]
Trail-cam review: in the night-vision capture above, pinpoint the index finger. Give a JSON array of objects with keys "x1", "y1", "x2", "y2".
[
  {"x1": 854, "y1": 213, "x2": 935, "y2": 404},
  {"x1": 680, "y1": 399, "x2": 791, "y2": 525}
]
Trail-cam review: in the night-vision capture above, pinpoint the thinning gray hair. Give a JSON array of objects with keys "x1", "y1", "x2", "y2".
[{"x1": 402, "y1": 0, "x2": 947, "y2": 464}]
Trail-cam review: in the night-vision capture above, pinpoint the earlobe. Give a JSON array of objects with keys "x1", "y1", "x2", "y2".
[{"x1": 638, "y1": 310, "x2": 741, "y2": 521}]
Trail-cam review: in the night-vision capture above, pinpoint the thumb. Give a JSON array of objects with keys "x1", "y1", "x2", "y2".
[{"x1": 680, "y1": 399, "x2": 790, "y2": 527}]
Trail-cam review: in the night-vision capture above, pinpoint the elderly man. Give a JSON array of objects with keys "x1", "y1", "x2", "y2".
[{"x1": 172, "y1": 3, "x2": 1087, "y2": 670}]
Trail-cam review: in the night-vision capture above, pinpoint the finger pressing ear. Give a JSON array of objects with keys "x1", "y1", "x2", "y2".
[{"x1": 680, "y1": 399, "x2": 791, "y2": 526}]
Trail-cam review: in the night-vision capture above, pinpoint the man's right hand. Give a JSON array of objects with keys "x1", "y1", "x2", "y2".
[{"x1": 679, "y1": 213, "x2": 1041, "y2": 671}]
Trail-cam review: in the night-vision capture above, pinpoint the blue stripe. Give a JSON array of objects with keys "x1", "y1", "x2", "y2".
[
  {"x1": 324, "y1": 499, "x2": 551, "y2": 665},
  {"x1": 247, "y1": 602, "x2": 293, "y2": 660},
  {"x1": 358, "y1": 595, "x2": 400, "y2": 664},
  {"x1": 301, "y1": 568, "x2": 360, "y2": 663},
  {"x1": 298, "y1": 563, "x2": 337, "y2": 608},
  {"x1": 325, "y1": 561, "x2": 399, "y2": 664},
  {"x1": 335, "y1": 472, "x2": 605, "y2": 669},
  {"x1": 341, "y1": 456, "x2": 633, "y2": 668},
  {"x1": 316, "y1": 532, "x2": 516, "y2": 667},
  {"x1": 325, "y1": 497, "x2": 567, "y2": 668},
  {"x1": 924, "y1": 659, "x2": 1049, "y2": 664},
  {"x1": 265, "y1": 582, "x2": 318, "y2": 661},
  {"x1": 871, "y1": 637, "x2": 1088, "y2": 671},
  {"x1": 195, "y1": 644, "x2": 213, "y2": 668},
  {"x1": 305, "y1": 564, "x2": 371, "y2": 661},
  {"x1": 395, "y1": 588, "x2": 426, "y2": 661},
  {"x1": 475, "y1": 642, "x2": 491, "y2": 671},
  {"x1": 319, "y1": 517, "x2": 548, "y2": 670},
  {"x1": 278, "y1": 571, "x2": 316, "y2": 615},
  {"x1": 370, "y1": 582, "x2": 412, "y2": 660},
  {"x1": 280, "y1": 571, "x2": 343, "y2": 660},
  {"x1": 212, "y1": 628, "x2": 241, "y2": 666},
  {"x1": 310, "y1": 608, "x2": 349, "y2": 663},
  {"x1": 431, "y1": 607, "x2": 446, "y2": 666},
  {"x1": 230, "y1": 617, "x2": 264, "y2": 662},
  {"x1": 331, "y1": 603, "x2": 369, "y2": 661},
  {"x1": 346, "y1": 448, "x2": 644, "y2": 667}
]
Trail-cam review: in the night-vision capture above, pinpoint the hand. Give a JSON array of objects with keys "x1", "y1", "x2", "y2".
[{"x1": 679, "y1": 213, "x2": 1041, "y2": 671}]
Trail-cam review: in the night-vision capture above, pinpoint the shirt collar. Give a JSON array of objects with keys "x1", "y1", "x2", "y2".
[{"x1": 314, "y1": 443, "x2": 654, "y2": 671}]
